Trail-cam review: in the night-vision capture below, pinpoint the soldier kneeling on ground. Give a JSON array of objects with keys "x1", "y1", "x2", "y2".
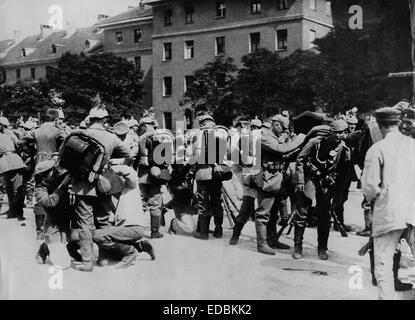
[{"x1": 93, "y1": 164, "x2": 155, "y2": 269}]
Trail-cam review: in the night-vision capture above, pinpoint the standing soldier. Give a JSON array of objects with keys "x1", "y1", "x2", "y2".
[
  {"x1": 293, "y1": 120, "x2": 350, "y2": 260},
  {"x1": 0, "y1": 116, "x2": 26, "y2": 220},
  {"x1": 193, "y1": 114, "x2": 229, "y2": 240},
  {"x1": 252, "y1": 115, "x2": 306, "y2": 255},
  {"x1": 135, "y1": 117, "x2": 168, "y2": 239},
  {"x1": 66, "y1": 105, "x2": 131, "y2": 271}
]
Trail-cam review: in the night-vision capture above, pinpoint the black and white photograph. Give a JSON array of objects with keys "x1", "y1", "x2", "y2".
[{"x1": 1, "y1": 0, "x2": 415, "y2": 304}]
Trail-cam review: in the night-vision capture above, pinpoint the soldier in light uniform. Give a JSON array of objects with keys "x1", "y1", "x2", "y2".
[
  {"x1": 193, "y1": 114, "x2": 228, "y2": 240},
  {"x1": 0, "y1": 116, "x2": 26, "y2": 220},
  {"x1": 293, "y1": 120, "x2": 350, "y2": 260},
  {"x1": 252, "y1": 115, "x2": 306, "y2": 255},
  {"x1": 134, "y1": 117, "x2": 167, "y2": 239},
  {"x1": 69, "y1": 105, "x2": 132, "y2": 271}
]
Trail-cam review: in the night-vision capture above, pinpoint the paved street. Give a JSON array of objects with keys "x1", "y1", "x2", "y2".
[{"x1": 1, "y1": 185, "x2": 415, "y2": 300}]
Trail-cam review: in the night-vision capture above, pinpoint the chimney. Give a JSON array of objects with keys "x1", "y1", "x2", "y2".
[
  {"x1": 13, "y1": 30, "x2": 24, "y2": 45},
  {"x1": 40, "y1": 24, "x2": 54, "y2": 40},
  {"x1": 97, "y1": 14, "x2": 109, "y2": 21},
  {"x1": 139, "y1": 1, "x2": 145, "y2": 11}
]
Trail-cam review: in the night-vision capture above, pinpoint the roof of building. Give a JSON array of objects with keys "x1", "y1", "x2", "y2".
[
  {"x1": 96, "y1": 5, "x2": 153, "y2": 27},
  {"x1": 0, "y1": 26, "x2": 103, "y2": 66},
  {"x1": 0, "y1": 39, "x2": 13, "y2": 54}
]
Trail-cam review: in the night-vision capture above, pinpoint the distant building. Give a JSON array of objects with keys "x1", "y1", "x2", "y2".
[
  {"x1": 148, "y1": 0, "x2": 334, "y2": 130},
  {"x1": 96, "y1": 3, "x2": 154, "y2": 109},
  {"x1": 0, "y1": 25, "x2": 103, "y2": 85}
]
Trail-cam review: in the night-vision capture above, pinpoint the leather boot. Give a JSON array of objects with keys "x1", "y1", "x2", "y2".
[
  {"x1": 229, "y1": 222, "x2": 244, "y2": 245},
  {"x1": 393, "y1": 251, "x2": 413, "y2": 291},
  {"x1": 292, "y1": 225, "x2": 305, "y2": 259},
  {"x1": 266, "y1": 212, "x2": 290, "y2": 250},
  {"x1": 317, "y1": 226, "x2": 330, "y2": 260},
  {"x1": 213, "y1": 215, "x2": 223, "y2": 239},
  {"x1": 35, "y1": 242, "x2": 50, "y2": 264},
  {"x1": 66, "y1": 241, "x2": 82, "y2": 262},
  {"x1": 75, "y1": 229, "x2": 93, "y2": 272},
  {"x1": 194, "y1": 215, "x2": 210, "y2": 240},
  {"x1": 256, "y1": 222, "x2": 275, "y2": 255},
  {"x1": 135, "y1": 240, "x2": 156, "y2": 260},
  {"x1": 151, "y1": 215, "x2": 164, "y2": 239},
  {"x1": 113, "y1": 245, "x2": 138, "y2": 269}
]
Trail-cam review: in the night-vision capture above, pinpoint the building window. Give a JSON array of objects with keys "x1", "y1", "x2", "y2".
[
  {"x1": 249, "y1": 32, "x2": 260, "y2": 53},
  {"x1": 134, "y1": 56, "x2": 141, "y2": 71},
  {"x1": 185, "y1": 6, "x2": 194, "y2": 24},
  {"x1": 215, "y1": 36, "x2": 225, "y2": 56},
  {"x1": 30, "y1": 67, "x2": 36, "y2": 79},
  {"x1": 134, "y1": 29, "x2": 142, "y2": 43},
  {"x1": 1, "y1": 70, "x2": 6, "y2": 84},
  {"x1": 21, "y1": 48, "x2": 26, "y2": 57},
  {"x1": 51, "y1": 44, "x2": 57, "y2": 53},
  {"x1": 164, "y1": 9, "x2": 173, "y2": 26},
  {"x1": 163, "y1": 43, "x2": 172, "y2": 61},
  {"x1": 276, "y1": 29, "x2": 288, "y2": 50},
  {"x1": 184, "y1": 75, "x2": 194, "y2": 93},
  {"x1": 163, "y1": 77, "x2": 172, "y2": 96},
  {"x1": 116, "y1": 32, "x2": 123, "y2": 44},
  {"x1": 216, "y1": 1, "x2": 226, "y2": 18},
  {"x1": 164, "y1": 112, "x2": 173, "y2": 130},
  {"x1": 16, "y1": 69, "x2": 21, "y2": 80},
  {"x1": 309, "y1": 29, "x2": 317, "y2": 48},
  {"x1": 326, "y1": 0, "x2": 332, "y2": 16},
  {"x1": 184, "y1": 40, "x2": 194, "y2": 59},
  {"x1": 250, "y1": 1, "x2": 261, "y2": 14},
  {"x1": 310, "y1": 0, "x2": 316, "y2": 10},
  {"x1": 276, "y1": 0, "x2": 288, "y2": 10}
]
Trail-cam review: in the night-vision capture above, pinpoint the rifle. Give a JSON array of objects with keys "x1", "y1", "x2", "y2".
[
  {"x1": 275, "y1": 209, "x2": 297, "y2": 241},
  {"x1": 221, "y1": 193, "x2": 236, "y2": 229},
  {"x1": 358, "y1": 237, "x2": 373, "y2": 256},
  {"x1": 309, "y1": 163, "x2": 348, "y2": 237}
]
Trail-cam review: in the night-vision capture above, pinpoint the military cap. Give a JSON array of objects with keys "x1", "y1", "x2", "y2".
[
  {"x1": 250, "y1": 119, "x2": 262, "y2": 128},
  {"x1": 270, "y1": 114, "x2": 289, "y2": 129},
  {"x1": 392, "y1": 100, "x2": 410, "y2": 111},
  {"x1": 262, "y1": 122, "x2": 271, "y2": 129},
  {"x1": 89, "y1": 106, "x2": 108, "y2": 119},
  {"x1": 139, "y1": 116, "x2": 154, "y2": 125},
  {"x1": 23, "y1": 121, "x2": 35, "y2": 130},
  {"x1": 46, "y1": 108, "x2": 60, "y2": 120},
  {"x1": 0, "y1": 116, "x2": 10, "y2": 127},
  {"x1": 34, "y1": 160, "x2": 55, "y2": 176},
  {"x1": 346, "y1": 115, "x2": 358, "y2": 124},
  {"x1": 128, "y1": 119, "x2": 139, "y2": 128},
  {"x1": 375, "y1": 107, "x2": 401, "y2": 124},
  {"x1": 329, "y1": 119, "x2": 348, "y2": 132},
  {"x1": 113, "y1": 121, "x2": 129, "y2": 135},
  {"x1": 198, "y1": 114, "x2": 214, "y2": 123}
]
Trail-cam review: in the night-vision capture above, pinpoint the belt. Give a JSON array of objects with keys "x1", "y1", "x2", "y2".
[{"x1": 262, "y1": 162, "x2": 286, "y2": 171}]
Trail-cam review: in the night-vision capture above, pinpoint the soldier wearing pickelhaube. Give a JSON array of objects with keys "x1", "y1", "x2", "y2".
[
  {"x1": 134, "y1": 116, "x2": 168, "y2": 239},
  {"x1": 293, "y1": 120, "x2": 350, "y2": 260},
  {"x1": 69, "y1": 104, "x2": 132, "y2": 271},
  {"x1": 193, "y1": 114, "x2": 228, "y2": 240}
]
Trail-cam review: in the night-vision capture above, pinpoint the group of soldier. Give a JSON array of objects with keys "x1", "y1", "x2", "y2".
[{"x1": 1, "y1": 99, "x2": 415, "y2": 299}]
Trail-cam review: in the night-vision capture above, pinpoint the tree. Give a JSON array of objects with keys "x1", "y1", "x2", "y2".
[
  {"x1": 43, "y1": 52, "x2": 145, "y2": 124},
  {"x1": 0, "y1": 79, "x2": 49, "y2": 121},
  {"x1": 180, "y1": 56, "x2": 238, "y2": 126}
]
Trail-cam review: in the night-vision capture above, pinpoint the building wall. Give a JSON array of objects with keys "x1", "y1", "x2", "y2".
[
  {"x1": 151, "y1": 0, "x2": 333, "y2": 130},
  {"x1": 102, "y1": 21, "x2": 154, "y2": 109},
  {"x1": 2, "y1": 63, "x2": 52, "y2": 84}
]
